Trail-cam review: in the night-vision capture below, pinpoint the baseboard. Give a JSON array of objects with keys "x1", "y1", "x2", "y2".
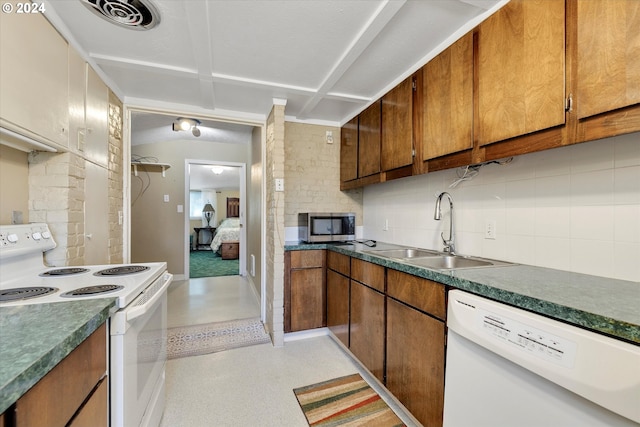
[
  {"x1": 284, "y1": 327, "x2": 330, "y2": 342},
  {"x1": 246, "y1": 275, "x2": 261, "y2": 308},
  {"x1": 173, "y1": 274, "x2": 187, "y2": 281}
]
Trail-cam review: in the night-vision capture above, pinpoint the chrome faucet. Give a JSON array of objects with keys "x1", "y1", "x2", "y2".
[{"x1": 434, "y1": 192, "x2": 455, "y2": 254}]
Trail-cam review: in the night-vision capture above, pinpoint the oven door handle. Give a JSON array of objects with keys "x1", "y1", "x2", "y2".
[{"x1": 126, "y1": 273, "x2": 173, "y2": 322}]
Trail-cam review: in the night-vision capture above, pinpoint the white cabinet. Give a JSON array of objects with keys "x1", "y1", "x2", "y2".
[
  {"x1": 69, "y1": 50, "x2": 109, "y2": 166},
  {"x1": 84, "y1": 66, "x2": 109, "y2": 166},
  {"x1": 0, "y1": 1, "x2": 69, "y2": 148}
]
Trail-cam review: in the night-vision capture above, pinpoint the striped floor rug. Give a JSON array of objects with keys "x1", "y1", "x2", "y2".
[{"x1": 294, "y1": 373, "x2": 405, "y2": 426}]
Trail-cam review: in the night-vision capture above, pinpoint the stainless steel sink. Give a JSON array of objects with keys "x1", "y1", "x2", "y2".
[
  {"x1": 363, "y1": 248, "x2": 441, "y2": 259},
  {"x1": 406, "y1": 255, "x2": 515, "y2": 270}
]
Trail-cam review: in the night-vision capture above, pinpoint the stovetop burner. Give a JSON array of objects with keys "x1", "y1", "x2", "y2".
[
  {"x1": 0, "y1": 287, "x2": 59, "y2": 302},
  {"x1": 61, "y1": 284, "x2": 125, "y2": 297},
  {"x1": 94, "y1": 265, "x2": 150, "y2": 276},
  {"x1": 40, "y1": 267, "x2": 90, "y2": 277}
]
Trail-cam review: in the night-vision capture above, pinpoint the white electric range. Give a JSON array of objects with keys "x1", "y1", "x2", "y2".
[{"x1": 0, "y1": 223, "x2": 172, "y2": 427}]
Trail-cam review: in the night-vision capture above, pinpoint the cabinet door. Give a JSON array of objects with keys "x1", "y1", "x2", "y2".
[
  {"x1": 350, "y1": 280, "x2": 385, "y2": 382},
  {"x1": 340, "y1": 116, "x2": 358, "y2": 182},
  {"x1": 358, "y1": 100, "x2": 381, "y2": 178},
  {"x1": 423, "y1": 33, "x2": 473, "y2": 160},
  {"x1": 83, "y1": 65, "x2": 110, "y2": 167},
  {"x1": 327, "y1": 269, "x2": 350, "y2": 347},
  {"x1": 477, "y1": 0, "x2": 565, "y2": 146},
  {"x1": 290, "y1": 268, "x2": 326, "y2": 331},
  {"x1": 387, "y1": 299, "x2": 445, "y2": 427},
  {"x1": 381, "y1": 77, "x2": 414, "y2": 171},
  {"x1": 0, "y1": 1, "x2": 69, "y2": 147},
  {"x1": 84, "y1": 161, "x2": 109, "y2": 265},
  {"x1": 576, "y1": 0, "x2": 640, "y2": 119}
]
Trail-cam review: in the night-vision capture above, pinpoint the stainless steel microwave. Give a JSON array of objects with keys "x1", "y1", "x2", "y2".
[{"x1": 298, "y1": 212, "x2": 356, "y2": 243}]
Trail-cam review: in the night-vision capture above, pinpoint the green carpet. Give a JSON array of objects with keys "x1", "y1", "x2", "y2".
[{"x1": 190, "y1": 250, "x2": 239, "y2": 278}]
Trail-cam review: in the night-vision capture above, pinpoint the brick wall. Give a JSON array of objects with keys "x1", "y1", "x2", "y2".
[
  {"x1": 108, "y1": 92, "x2": 124, "y2": 263},
  {"x1": 265, "y1": 101, "x2": 286, "y2": 346},
  {"x1": 29, "y1": 151, "x2": 85, "y2": 266},
  {"x1": 284, "y1": 122, "x2": 363, "y2": 226}
]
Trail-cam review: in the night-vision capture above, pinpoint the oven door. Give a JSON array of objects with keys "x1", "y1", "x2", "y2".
[{"x1": 110, "y1": 272, "x2": 173, "y2": 427}]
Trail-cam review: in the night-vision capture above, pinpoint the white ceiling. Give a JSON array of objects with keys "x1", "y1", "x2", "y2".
[
  {"x1": 130, "y1": 111, "x2": 254, "y2": 146},
  {"x1": 190, "y1": 164, "x2": 240, "y2": 191},
  {"x1": 45, "y1": 0, "x2": 506, "y2": 127}
]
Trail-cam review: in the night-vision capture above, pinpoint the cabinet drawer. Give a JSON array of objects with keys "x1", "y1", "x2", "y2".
[
  {"x1": 351, "y1": 258, "x2": 384, "y2": 292},
  {"x1": 15, "y1": 323, "x2": 107, "y2": 427},
  {"x1": 327, "y1": 251, "x2": 350, "y2": 276},
  {"x1": 68, "y1": 378, "x2": 108, "y2": 427},
  {"x1": 290, "y1": 250, "x2": 325, "y2": 269},
  {"x1": 387, "y1": 269, "x2": 445, "y2": 320}
]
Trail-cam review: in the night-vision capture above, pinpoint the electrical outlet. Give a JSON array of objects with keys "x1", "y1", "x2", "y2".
[
  {"x1": 163, "y1": 194, "x2": 170, "y2": 202},
  {"x1": 326, "y1": 130, "x2": 334, "y2": 144},
  {"x1": 485, "y1": 220, "x2": 497, "y2": 239},
  {"x1": 275, "y1": 178, "x2": 284, "y2": 192},
  {"x1": 383, "y1": 219, "x2": 389, "y2": 231}
]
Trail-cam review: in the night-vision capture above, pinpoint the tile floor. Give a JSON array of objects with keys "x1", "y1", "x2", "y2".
[{"x1": 160, "y1": 275, "x2": 418, "y2": 427}]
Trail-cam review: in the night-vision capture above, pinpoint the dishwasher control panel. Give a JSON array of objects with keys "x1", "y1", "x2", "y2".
[{"x1": 478, "y1": 309, "x2": 577, "y2": 368}]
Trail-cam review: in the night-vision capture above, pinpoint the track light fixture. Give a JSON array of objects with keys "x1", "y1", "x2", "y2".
[{"x1": 172, "y1": 117, "x2": 201, "y2": 137}]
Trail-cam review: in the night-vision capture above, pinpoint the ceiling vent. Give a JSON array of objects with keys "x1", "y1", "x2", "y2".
[{"x1": 81, "y1": 0, "x2": 160, "y2": 30}]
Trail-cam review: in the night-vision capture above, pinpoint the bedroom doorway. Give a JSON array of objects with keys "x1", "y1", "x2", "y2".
[{"x1": 185, "y1": 160, "x2": 246, "y2": 279}]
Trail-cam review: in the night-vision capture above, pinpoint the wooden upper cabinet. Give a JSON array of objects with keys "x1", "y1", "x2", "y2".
[
  {"x1": 422, "y1": 33, "x2": 473, "y2": 161},
  {"x1": 576, "y1": 0, "x2": 640, "y2": 120},
  {"x1": 477, "y1": 0, "x2": 566, "y2": 146},
  {"x1": 340, "y1": 116, "x2": 358, "y2": 182},
  {"x1": 358, "y1": 101, "x2": 381, "y2": 178},
  {"x1": 381, "y1": 77, "x2": 414, "y2": 171}
]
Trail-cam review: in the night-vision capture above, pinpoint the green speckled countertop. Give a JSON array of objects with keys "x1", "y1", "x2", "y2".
[
  {"x1": 0, "y1": 299, "x2": 115, "y2": 413},
  {"x1": 285, "y1": 241, "x2": 640, "y2": 345}
]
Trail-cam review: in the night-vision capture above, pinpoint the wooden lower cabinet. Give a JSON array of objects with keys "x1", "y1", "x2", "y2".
[
  {"x1": 14, "y1": 323, "x2": 108, "y2": 427},
  {"x1": 285, "y1": 250, "x2": 326, "y2": 332},
  {"x1": 386, "y1": 298, "x2": 445, "y2": 427},
  {"x1": 349, "y1": 280, "x2": 385, "y2": 383},
  {"x1": 326, "y1": 269, "x2": 350, "y2": 346}
]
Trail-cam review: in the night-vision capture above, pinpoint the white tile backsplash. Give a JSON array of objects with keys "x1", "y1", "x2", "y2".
[{"x1": 363, "y1": 133, "x2": 640, "y2": 282}]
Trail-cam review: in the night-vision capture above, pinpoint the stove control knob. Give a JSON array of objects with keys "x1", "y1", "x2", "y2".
[
  {"x1": 7, "y1": 233, "x2": 18, "y2": 243},
  {"x1": 32, "y1": 232, "x2": 42, "y2": 241},
  {"x1": 42, "y1": 231, "x2": 52, "y2": 239}
]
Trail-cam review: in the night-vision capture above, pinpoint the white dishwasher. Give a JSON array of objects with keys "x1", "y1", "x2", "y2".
[{"x1": 443, "y1": 290, "x2": 640, "y2": 427}]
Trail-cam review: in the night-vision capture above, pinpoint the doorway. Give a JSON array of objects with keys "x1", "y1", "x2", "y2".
[
  {"x1": 127, "y1": 109, "x2": 265, "y2": 328},
  {"x1": 185, "y1": 161, "x2": 246, "y2": 279}
]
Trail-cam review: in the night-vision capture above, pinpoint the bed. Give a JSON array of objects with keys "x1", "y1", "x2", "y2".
[{"x1": 210, "y1": 218, "x2": 241, "y2": 255}]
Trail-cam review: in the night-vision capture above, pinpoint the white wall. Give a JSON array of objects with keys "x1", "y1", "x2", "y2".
[{"x1": 363, "y1": 132, "x2": 640, "y2": 282}]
